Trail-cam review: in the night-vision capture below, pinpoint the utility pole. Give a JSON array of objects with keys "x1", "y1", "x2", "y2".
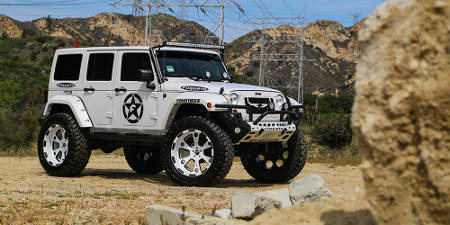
[
  {"x1": 144, "y1": 1, "x2": 150, "y2": 46},
  {"x1": 219, "y1": 0, "x2": 225, "y2": 45},
  {"x1": 114, "y1": 0, "x2": 242, "y2": 46},
  {"x1": 246, "y1": 14, "x2": 314, "y2": 102},
  {"x1": 351, "y1": 12, "x2": 361, "y2": 24},
  {"x1": 132, "y1": 0, "x2": 144, "y2": 45}
]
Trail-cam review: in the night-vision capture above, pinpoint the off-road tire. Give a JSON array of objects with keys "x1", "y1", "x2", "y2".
[
  {"x1": 239, "y1": 131, "x2": 307, "y2": 183},
  {"x1": 161, "y1": 116, "x2": 234, "y2": 186},
  {"x1": 124, "y1": 146, "x2": 163, "y2": 174},
  {"x1": 38, "y1": 113, "x2": 90, "y2": 177}
]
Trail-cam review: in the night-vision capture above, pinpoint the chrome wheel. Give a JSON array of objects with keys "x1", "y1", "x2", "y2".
[
  {"x1": 171, "y1": 129, "x2": 214, "y2": 177},
  {"x1": 42, "y1": 124, "x2": 68, "y2": 167}
]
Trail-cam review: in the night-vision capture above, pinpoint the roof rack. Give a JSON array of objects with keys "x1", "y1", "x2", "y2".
[{"x1": 162, "y1": 42, "x2": 225, "y2": 50}]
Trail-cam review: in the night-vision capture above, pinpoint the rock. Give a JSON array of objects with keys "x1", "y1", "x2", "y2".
[
  {"x1": 146, "y1": 205, "x2": 202, "y2": 225},
  {"x1": 254, "y1": 188, "x2": 292, "y2": 208},
  {"x1": 288, "y1": 174, "x2": 333, "y2": 205},
  {"x1": 185, "y1": 217, "x2": 234, "y2": 225},
  {"x1": 0, "y1": 15, "x2": 23, "y2": 38},
  {"x1": 73, "y1": 210, "x2": 99, "y2": 225},
  {"x1": 213, "y1": 209, "x2": 231, "y2": 220},
  {"x1": 231, "y1": 192, "x2": 282, "y2": 219},
  {"x1": 352, "y1": 0, "x2": 450, "y2": 224}
]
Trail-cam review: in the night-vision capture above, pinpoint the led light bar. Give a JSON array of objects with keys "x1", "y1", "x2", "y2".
[{"x1": 163, "y1": 42, "x2": 225, "y2": 50}]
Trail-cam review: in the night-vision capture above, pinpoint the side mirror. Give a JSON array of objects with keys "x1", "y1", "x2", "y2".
[{"x1": 137, "y1": 69, "x2": 154, "y2": 82}]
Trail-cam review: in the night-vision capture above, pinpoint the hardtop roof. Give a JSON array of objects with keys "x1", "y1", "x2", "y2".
[{"x1": 55, "y1": 46, "x2": 221, "y2": 55}]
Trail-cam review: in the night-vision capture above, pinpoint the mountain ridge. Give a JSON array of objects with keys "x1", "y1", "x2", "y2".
[{"x1": 0, "y1": 13, "x2": 362, "y2": 95}]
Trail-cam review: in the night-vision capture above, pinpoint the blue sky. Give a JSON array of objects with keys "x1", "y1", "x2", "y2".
[{"x1": 0, "y1": 0, "x2": 385, "y2": 42}]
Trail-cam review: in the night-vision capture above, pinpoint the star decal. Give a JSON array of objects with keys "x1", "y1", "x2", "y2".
[{"x1": 122, "y1": 93, "x2": 143, "y2": 123}]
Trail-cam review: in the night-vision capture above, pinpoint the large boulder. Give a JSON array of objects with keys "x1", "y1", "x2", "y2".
[
  {"x1": 254, "y1": 188, "x2": 292, "y2": 209},
  {"x1": 146, "y1": 205, "x2": 202, "y2": 225},
  {"x1": 231, "y1": 193, "x2": 282, "y2": 219},
  {"x1": 352, "y1": 0, "x2": 449, "y2": 225},
  {"x1": 288, "y1": 174, "x2": 333, "y2": 205}
]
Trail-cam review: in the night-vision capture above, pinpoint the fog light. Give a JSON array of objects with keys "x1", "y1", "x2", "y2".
[{"x1": 234, "y1": 127, "x2": 241, "y2": 134}]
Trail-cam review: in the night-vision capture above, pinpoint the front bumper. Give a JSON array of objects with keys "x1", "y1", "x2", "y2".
[{"x1": 215, "y1": 103, "x2": 303, "y2": 143}]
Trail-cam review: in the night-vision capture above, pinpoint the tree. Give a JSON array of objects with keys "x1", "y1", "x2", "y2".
[
  {"x1": 1, "y1": 32, "x2": 7, "y2": 40},
  {"x1": 46, "y1": 15, "x2": 53, "y2": 35}
]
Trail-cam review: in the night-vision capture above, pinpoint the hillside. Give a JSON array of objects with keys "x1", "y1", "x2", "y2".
[
  {"x1": 226, "y1": 20, "x2": 361, "y2": 95},
  {"x1": 1, "y1": 13, "x2": 214, "y2": 46},
  {"x1": 0, "y1": 13, "x2": 361, "y2": 95}
]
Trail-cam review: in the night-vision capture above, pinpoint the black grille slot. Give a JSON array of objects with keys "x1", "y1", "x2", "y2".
[{"x1": 245, "y1": 97, "x2": 273, "y2": 114}]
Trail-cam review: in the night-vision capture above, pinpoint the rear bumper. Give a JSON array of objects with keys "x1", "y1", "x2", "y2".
[{"x1": 214, "y1": 104, "x2": 303, "y2": 143}]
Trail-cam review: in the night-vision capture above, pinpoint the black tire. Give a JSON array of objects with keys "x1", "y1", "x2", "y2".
[
  {"x1": 37, "y1": 113, "x2": 91, "y2": 177},
  {"x1": 161, "y1": 116, "x2": 234, "y2": 186},
  {"x1": 124, "y1": 146, "x2": 163, "y2": 174},
  {"x1": 239, "y1": 131, "x2": 307, "y2": 183}
]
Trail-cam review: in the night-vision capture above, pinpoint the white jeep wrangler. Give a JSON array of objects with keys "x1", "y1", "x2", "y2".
[{"x1": 38, "y1": 42, "x2": 307, "y2": 186}]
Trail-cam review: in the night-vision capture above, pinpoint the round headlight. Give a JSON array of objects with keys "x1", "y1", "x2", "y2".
[
  {"x1": 274, "y1": 94, "x2": 285, "y2": 108},
  {"x1": 229, "y1": 93, "x2": 239, "y2": 105}
]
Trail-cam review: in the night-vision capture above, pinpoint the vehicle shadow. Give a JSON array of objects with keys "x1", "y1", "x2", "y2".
[
  {"x1": 320, "y1": 209, "x2": 377, "y2": 225},
  {"x1": 81, "y1": 168, "x2": 274, "y2": 188}
]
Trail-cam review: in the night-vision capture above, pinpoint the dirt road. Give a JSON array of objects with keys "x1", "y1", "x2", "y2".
[{"x1": 0, "y1": 154, "x2": 365, "y2": 224}]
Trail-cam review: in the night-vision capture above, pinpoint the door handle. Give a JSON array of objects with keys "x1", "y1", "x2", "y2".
[
  {"x1": 114, "y1": 88, "x2": 127, "y2": 92},
  {"x1": 84, "y1": 87, "x2": 95, "y2": 92}
]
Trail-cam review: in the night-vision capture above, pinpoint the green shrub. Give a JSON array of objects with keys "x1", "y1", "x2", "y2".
[
  {"x1": 302, "y1": 94, "x2": 354, "y2": 114},
  {"x1": 56, "y1": 38, "x2": 66, "y2": 47},
  {"x1": 1, "y1": 32, "x2": 7, "y2": 40},
  {"x1": 301, "y1": 106, "x2": 318, "y2": 125},
  {"x1": 30, "y1": 51, "x2": 37, "y2": 61},
  {"x1": 311, "y1": 113, "x2": 352, "y2": 148},
  {"x1": 22, "y1": 27, "x2": 36, "y2": 37}
]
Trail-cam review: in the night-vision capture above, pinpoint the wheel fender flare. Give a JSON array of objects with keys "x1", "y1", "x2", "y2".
[
  {"x1": 173, "y1": 92, "x2": 229, "y2": 111},
  {"x1": 162, "y1": 93, "x2": 229, "y2": 130},
  {"x1": 43, "y1": 95, "x2": 93, "y2": 128}
]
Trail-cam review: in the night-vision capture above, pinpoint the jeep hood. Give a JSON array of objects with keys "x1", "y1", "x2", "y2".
[{"x1": 162, "y1": 78, "x2": 281, "y2": 94}]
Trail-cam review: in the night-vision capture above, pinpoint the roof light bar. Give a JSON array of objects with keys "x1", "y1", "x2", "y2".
[{"x1": 163, "y1": 42, "x2": 225, "y2": 50}]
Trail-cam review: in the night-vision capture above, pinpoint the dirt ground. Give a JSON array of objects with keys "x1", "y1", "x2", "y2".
[{"x1": 0, "y1": 154, "x2": 368, "y2": 225}]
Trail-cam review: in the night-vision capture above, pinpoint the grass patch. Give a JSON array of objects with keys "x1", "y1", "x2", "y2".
[
  {"x1": 0, "y1": 143, "x2": 36, "y2": 157},
  {"x1": 91, "y1": 191, "x2": 143, "y2": 200},
  {"x1": 306, "y1": 135, "x2": 361, "y2": 165}
]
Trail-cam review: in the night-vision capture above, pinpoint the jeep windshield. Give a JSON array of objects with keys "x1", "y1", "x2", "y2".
[{"x1": 157, "y1": 50, "x2": 227, "y2": 81}]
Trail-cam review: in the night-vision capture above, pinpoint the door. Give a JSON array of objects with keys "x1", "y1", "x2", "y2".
[
  {"x1": 80, "y1": 51, "x2": 115, "y2": 126},
  {"x1": 113, "y1": 51, "x2": 158, "y2": 128}
]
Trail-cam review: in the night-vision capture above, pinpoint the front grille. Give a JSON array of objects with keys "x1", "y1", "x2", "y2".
[{"x1": 245, "y1": 97, "x2": 274, "y2": 114}]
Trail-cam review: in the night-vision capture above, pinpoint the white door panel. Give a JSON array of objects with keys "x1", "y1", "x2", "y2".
[
  {"x1": 78, "y1": 51, "x2": 115, "y2": 126},
  {"x1": 113, "y1": 51, "x2": 158, "y2": 129}
]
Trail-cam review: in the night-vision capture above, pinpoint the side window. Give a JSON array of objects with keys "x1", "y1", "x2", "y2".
[
  {"x1": 87, "y1": 53, "x2": 114, "y2": 81},
  {"x1": 54, "y1": 54, "x2": 82, "y2": 81},
  {"x1": 121, "y1": 53, "x2": 151, "y2": 81}
]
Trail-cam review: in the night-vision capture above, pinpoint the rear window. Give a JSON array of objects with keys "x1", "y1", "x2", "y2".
[
  {"x1": 87, "y1": 53, "x2": 114, "y2": 81},
  {"x1": 121, "y1": 53, "x2": 151, "y2": 81},
  {"x1": 54, "y1": 54, "x2": 82, "y2": 81}
]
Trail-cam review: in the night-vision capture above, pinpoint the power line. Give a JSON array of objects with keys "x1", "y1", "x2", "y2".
[
  {"x1": 0, "y1": 0, "x2": 76, "y2": 6},
  {"x1": 114, "y1": 0, "x2": 244, "y2": 45},
  {"x1": 245, "y1": 5, "x2": 314, "y2": 103}
]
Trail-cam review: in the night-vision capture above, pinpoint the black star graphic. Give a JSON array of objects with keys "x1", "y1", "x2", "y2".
[{"x1": 123, "y1": 94, "x2": 143, "y2": 123}]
